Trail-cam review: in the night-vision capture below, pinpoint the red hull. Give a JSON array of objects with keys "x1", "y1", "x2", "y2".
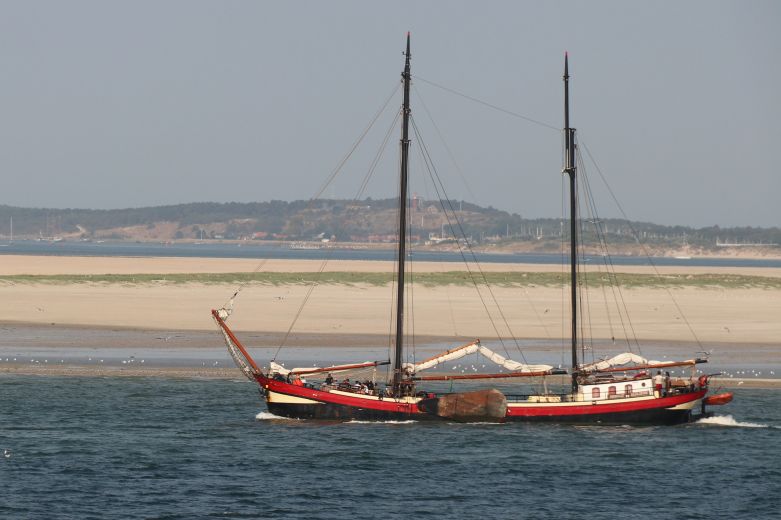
[{"x1": 257, "y1": 375, "x2": 707, "y2": 425}]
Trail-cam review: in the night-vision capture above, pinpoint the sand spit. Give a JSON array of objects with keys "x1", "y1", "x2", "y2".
[{"x1": 0, "y1": 254, "x2": 779, "y2": 344}]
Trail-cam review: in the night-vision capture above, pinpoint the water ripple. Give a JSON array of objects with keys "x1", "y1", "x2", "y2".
[{"x1": 1, "y1": 376, "x2": 778, "y2": 519}]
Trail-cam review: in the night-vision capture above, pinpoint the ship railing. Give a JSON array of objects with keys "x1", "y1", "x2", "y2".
[
  {"x1": 504, "y1": 394, "x2": 572, "y2": 403},
  {"x1": 504, "y1": 389, "x2": 655, "y2": 403}
]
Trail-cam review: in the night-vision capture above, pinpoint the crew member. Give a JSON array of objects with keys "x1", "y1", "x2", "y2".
[{"x1": 653, "y1": 370, "x2": 664, "y2": 398}]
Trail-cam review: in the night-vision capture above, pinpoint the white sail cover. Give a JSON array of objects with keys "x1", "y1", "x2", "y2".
[
  {"x1": 580, "y1": 352, "x2": 662, "y2": 372},
  {"x1": 270, "y1": 361, "x2": 379, "y2": 376},
  {"x1": 404, "y1": 341, "x2": 553, "y2": 374},
  {"x1": 270, "y1": 362, "x2": 291, "y2": 376}
]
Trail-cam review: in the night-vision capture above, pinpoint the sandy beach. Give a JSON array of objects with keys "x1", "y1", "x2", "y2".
[
  {"x1": 0, "y1": 256, "x2": 779, "y2": 386},
  {"x1": 0, "y1": 254, "x2": 779, "y2": 344}
]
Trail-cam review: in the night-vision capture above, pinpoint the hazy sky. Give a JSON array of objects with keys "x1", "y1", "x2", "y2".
[{"x1": 0, "y1": 1, "x2": 778, "y2": 227}]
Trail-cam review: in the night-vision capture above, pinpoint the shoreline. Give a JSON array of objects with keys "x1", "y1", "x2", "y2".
[
  {"x1": 3, "y1": 242, "x2": 781, "y2": 261},
  {"x1": 1, "y1": 364, "x2": 778, "y2": 389},
  {"x1": 2, "y1": 254, "x2": 781, "y2": 276},
  {"x1": 1, "y1": 322, "x2": 780, "y2": 351},
  {"x1": 1, "y1": 254, "x2": 778, "y2": 355}
]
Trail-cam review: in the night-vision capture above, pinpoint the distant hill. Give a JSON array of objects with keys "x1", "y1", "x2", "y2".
[{"x1": 0, "y1": 200, "x2": 778, "y2": 255}]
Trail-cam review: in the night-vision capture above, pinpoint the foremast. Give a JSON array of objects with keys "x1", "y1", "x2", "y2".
[
  {"x1": 563, "y1": 53, "x2": 579, "y2": 393},
  {"x1": 392, "y1": 33, "x2": 412, "y2": 393}
]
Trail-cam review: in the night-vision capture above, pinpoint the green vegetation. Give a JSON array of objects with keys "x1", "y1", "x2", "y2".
[
  {"x1": 1, "y1": 199, "x2": 779, "y2": 246},
  {"x1": 2, "y1": 271, "x2": 779, "y2": 289}
]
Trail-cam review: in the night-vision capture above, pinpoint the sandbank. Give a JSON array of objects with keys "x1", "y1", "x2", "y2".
[{"x1": 0, "y1": 254, "x2": 779, "y2": 345}]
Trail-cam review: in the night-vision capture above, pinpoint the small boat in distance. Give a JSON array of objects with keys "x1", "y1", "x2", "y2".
[{"x1": 213, "y1": 36, "x2": 731, "y2": 424}]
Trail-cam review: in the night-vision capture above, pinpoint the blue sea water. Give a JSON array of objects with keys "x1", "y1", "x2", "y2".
[
  {"x1": 1, "y1": 375, "x2": 778, "y2": 519},
  {"x1": 2, "y1": 239, "x2": 780, "y2": 268}
]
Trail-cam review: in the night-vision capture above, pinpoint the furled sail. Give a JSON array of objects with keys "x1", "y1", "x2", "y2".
[
  {"x1": 270, "y1": 360, "x2": 388, "y2": 377},
  {"x1": 404, "y1": 340, "x2": 553, "y2": 374},
  {"x1": 579, "y1": 353, "x2": 704, "y2": 373},
  {"x1": 581, "y1": 353, "x2": 660, "y2": 372}
]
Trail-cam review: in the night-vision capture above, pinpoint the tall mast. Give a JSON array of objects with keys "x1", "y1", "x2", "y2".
[
  {"x1": 392, "y1": 33, "x2": 412, "y2": 392},
  {"x1": 563, "y1": 53, "x2": 579, "y2": 393}
]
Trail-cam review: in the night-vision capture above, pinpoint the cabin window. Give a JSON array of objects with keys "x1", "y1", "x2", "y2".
[
  {"x1": 608, "y1": 386, "x2": 617, "y2": 398},
  {"x1": 625, "y1": 384, "x2": 633, "y2": 397},
  {"x1": 592, "y1": 387, "x2": 600, "y2": 399}
]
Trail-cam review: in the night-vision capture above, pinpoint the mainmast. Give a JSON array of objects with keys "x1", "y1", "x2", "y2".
[
  {"x1": 392, "y1": 33, "x2": 412, "y2": 393},
  {"x1": 563, "y1": 53, "x2": 579, "y2": 393}
]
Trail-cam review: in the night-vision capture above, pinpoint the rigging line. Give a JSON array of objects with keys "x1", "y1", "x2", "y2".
[
  {"x1": 274, "y1": 90, "x2": 405, "y2": 362},
  {"x1": 222, "y1": 82, "x2": 400, "y2": 309},
  {"x1": 407, "y1": 215, "x2": 416, "y2": 366},
  {"x1": 410, "y1": 118, "x2": 511, "y2": 357},
  {"x1": 355, "y1": 109, "x2": 402, "y2": 199},
  {"x1": 411, "y1": 116, "x2": 526, "y2": 364},
  {"x1": 574, "y1": 166, "x2": 590, "y2": 362},
  {"x1": 409, "y1": 110, "x2": 554, "y2": 347},
  {"x1": 311, "y1": 81, "x2": 401, "y2": 201},
  {"x1": 576, "y1": 193, "x2": 594, "y2": 360},
  {"x1": 582, "y1": 174, "x2": 621, "y2": 349},
  {"x1": 271, "y1": 258, "x2": 331, "y2": 362},
  {"x1": 413, "y1": 76, "x2": 560, "y2": 131},
  {"x1": 578, "y1": 179, "x2": 606, "y2": 364},
  {"x1": 222, "y1": 257, "x2": 270, "y2": 310},
  {"x1": 577, "y1": 151, "x2": 637, "y2": 352},
  {"x1": 577, "y1": 155, "x2": 611, "y2": 358},
  {"x1": 577, "y1": 154, "x2": 640, "y2": 352},
  {"x1": 580, "y1": 139, "x2": 703, "y2": 348},
  {"x1": 411, "y1": 84, "x2": 479, "y2": 203}
]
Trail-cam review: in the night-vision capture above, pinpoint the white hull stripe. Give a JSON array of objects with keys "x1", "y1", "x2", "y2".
[
  {"x1": 667, "y1": 399, "x2": 700, "y2": 411},
  {"x1": 507, "y1": 395, "x2": 656, "y2": 409},
  {"x1": 266, "y1": 390, "x2": 324, "y2": 405}
]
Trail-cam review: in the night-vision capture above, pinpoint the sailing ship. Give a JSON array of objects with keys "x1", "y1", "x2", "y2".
[{"x1": 213, "y1": 35, "x2": 733, "y2": 424}]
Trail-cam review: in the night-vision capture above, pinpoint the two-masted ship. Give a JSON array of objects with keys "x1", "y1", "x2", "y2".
[{"x1": 213, "y1": 35, "x2": 732, "y2": 424}]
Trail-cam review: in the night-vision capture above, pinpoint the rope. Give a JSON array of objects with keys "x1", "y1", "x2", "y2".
[
  {"x1": 220, "y1": 81, "x2": 401, "y2": 317},
  {"x1": 271, "y1": 259, "x2": 329, "y2": 361},
  {"x1": 581, "y1": 139, "x2": 703, "y2": 348},
  {"x1": 411, "y1": 115, "x2": 530, "y2": 365},
  {"x1": 414, "y1": 76, "x2": 560, "y2": 131},
  {"x1": 218, "y1": 258, "x2": 269, "y2": 319},
  {"x1": 412, "y1": 84, "x2": 479, "y2": 202},
  {"x1": 311, "y1": 82, "x2": 401, "y2": 201},
  {"x1": 576, "y1": 149, "x2": 639, "y2": 352},
  {"x1": 272, "y1": 96, "x2": 406, "y2": 361},
  {"x1": 414, "y1": 84, "x2": 553, "y2": 341}
]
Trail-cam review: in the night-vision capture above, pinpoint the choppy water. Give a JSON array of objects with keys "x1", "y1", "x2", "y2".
[{"x1": 1, "y1": 376, "x2": 779, "y2": 519}]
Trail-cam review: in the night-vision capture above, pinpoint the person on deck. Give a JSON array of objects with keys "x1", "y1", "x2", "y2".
[
  {"x1": 292, "y1": 374, "x2": 304, "y2": 386},
  {"x1": 653, "y1": 371, "x2": 664, "y2": 398},
  {"x1": 325, "y1": 373, "x2": 334, "y2": 386},
  {"x1": 664, "y1": 372, "x2": 672, "y2": 396}
]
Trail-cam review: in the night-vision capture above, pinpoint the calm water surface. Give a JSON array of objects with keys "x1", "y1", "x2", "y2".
[
  {"x1": 1, "y1": 375, "x2": 778, "y2": 519},
  {"x1": 3, "y1": 239, "x2": 780, "y2": 268}
]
